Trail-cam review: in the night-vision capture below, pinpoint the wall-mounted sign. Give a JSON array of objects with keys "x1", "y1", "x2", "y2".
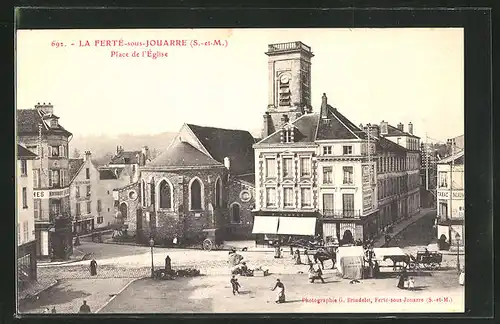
[
  {"x1": 437, "y1": 191, "x2": 464, "y2": 199},
  {"x1": 75, "y1": 180, "x2": 91, "y2": 185},
  {"x1": 33, "y1": 188, "x2": 70, "y2": 199}
]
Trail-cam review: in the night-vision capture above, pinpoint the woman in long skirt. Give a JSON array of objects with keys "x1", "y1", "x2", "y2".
[
  {"x1": 397, "y1": 268, "x2": 407, "y2": 289},
  {"x1": 271, "y1": 279, "x2": 285, "y2": 303}
]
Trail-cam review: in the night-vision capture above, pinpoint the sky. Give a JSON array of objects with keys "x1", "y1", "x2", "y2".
[{"x1": 16, "y1": 28, "x2": 464, "y2": 142}]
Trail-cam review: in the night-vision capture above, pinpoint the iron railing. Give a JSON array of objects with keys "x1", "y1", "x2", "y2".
[
  {"x1": 321, "y1": 209, "x2": 362, "y2": 219},
  {"x1": 267, "y1": 41, "x2": 312, "y2": 53}
]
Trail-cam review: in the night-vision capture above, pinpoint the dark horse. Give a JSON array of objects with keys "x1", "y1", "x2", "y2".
[{"x1": 313, "y1": 249, "x2": 336, "y2": 270}]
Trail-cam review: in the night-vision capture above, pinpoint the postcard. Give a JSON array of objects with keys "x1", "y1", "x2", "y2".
[{"x1": 16, "y1": 27, "x2": 465, "y2": 314}]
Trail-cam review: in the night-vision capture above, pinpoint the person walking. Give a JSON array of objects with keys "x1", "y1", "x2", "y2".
[
  {"x1": 271, "y1": 279, "x2": 286, "y2": 303},
  {"x1": 89, "y1": 259, "x2": 97, "y2": 276},
  {"x1": 230, "y1": 275, "x2": 241, "y2": 295},
  {"x1": 308, "y1": 263, "x2": 325, "y2": 283},
  {"x1": 78, "y1": 300, "x2": 91, "y2": 313}
]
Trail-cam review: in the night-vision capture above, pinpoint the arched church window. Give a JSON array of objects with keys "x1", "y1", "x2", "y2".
[
  {"x1": 159, "y1": 180, "x2": 172, "y2": 209},
  {"x1": 190, "y1": 179, "x2": 202, "y2": 210}
]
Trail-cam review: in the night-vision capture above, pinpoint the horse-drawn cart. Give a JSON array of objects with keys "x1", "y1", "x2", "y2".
[
  {"x1": 200, "y1": 228, "x2": 224, "y2": 251},
  {"x1": 407, "y1": 250, "x2": 443, "y2": 270}
]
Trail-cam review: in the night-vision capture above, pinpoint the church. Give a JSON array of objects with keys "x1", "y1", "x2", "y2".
[{"x1": 113, "y1": 123, "x2": 256, "y2": 245}]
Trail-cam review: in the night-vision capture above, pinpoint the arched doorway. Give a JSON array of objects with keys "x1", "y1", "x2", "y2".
[
  {"x1": 342, "y1": 229, "x2": 354, "y2": 245},
  {"x1": 119, "y1": 203, "x2": 128, "y2": 221},
  {"x1": 230, "y1": 203, "x2": 241, "y2": 224}
]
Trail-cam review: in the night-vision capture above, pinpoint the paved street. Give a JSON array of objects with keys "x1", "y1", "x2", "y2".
[
  {"x1": 99, "y1": 271, "x2": 464, "y2": 313},
  {"x1": 20, "y1": 208, "x2": 464, "y2": 314}
]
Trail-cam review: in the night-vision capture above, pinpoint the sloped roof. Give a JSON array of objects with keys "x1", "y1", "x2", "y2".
[
  {"x1": 17, "y1": 144, "x2": 37, "y2": 159},
  {"x1": 386, "y1": 124, "x2": 419, "y2": 138},
  {"x1": 109, "y1": 151, "x2": 141, "y2": 164},
  {"x1": 17, "y1": 109, "x2": 72, "y2": 137},
  {"x1": 257, "y1": 113, "x2": 320, "y2": 144},
  {"x1": 317, "y1": 106, "x2": 364, "y2": 140},
  {"x1": 99, "y1": 169, "x2": 118, "y2": 180},
  {"x1": 68, "y1": 158, "x2": 84, "y2": 182},
  {"x1": 234, "y1": 173, "x2": 255, "y2": 186},
  {"x1": 147, "y1": 140, "x2": 223, "y2": 168},
  {"x1": 438, "y1": 149, "x2": 464, "y2": 164},
  {"x1": 186, "y1": 124, "x2": 255, "y2": 175},
  {"x1": 376, "y1": 137, "x2": 408, "y2": 153}
]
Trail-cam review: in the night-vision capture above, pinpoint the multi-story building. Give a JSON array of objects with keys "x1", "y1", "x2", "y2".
[
  {"x1": 17, "y1": 144, "x2": 38, "y2": 289},
  {"x1": 252, "y1": 41, "x2": 421, "y2": 244},
  {"x1": 436, "y1": 146, "x2": 464, "y2": 246},
  {"x1": 107, "y1": 146, "x2": 149, "y2": 183},
  {"x1": 420, "y1": 142, "x2": 438, "y2": 208},
  {"x1": 114, "y1": 123, "x2": 256, "y2": 244},
  {"x1": 97, "y1": 166, "x2": 133, "y2": 228},
  {"x1": 17, "y1": 103, "x2": 73, "y2": 259},
  {"x1": 68, "y1": 151, "x2": 101, "y2": 234}
]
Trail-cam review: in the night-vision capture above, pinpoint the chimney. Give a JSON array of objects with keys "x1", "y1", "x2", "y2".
[
  {"x1": 380, "y1": 120, "x2": 388, "y2": 136},
  {"x1": 408, "y1": 122, "x2": 413, "y2": 134},
  {"x1": 262, "y1": 113, "x2": 271, "y2": 138},
  {"x1": 35, "y1": 102, "x2": 54, "y2": 115},
  {"x1": 224, "y1": 157, "x2": 231, "y2": 170},
  {"x1": 320, "y1": 93, "x2": 328, "y2": 119},
  {"x1": 142, "y1": 146, "x2": 149, "y2": 159},
  {"x1": 397, "y1": 122, "x2": 404, "y2": 131},
  {"x1": 369, "y1": 124, "x2": 380, "y2": 138},
  {"x1": 84, "y1": 151, "x2": 92, "y2": 162}
]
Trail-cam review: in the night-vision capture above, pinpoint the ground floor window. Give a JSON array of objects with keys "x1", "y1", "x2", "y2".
[{"x1": 97, "y1": 216, "x2": 104, "y2": 224}]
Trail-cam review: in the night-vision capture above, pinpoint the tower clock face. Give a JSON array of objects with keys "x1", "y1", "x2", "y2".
[{"x1": 280, "y1": 75, "x2": 290, "y2": 83}]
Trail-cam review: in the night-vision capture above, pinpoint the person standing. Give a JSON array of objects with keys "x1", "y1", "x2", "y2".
[
  {"x1": 271, "y1": 279, "x2": 286, "y2": 303},
  {"x1": 309, "y1": 263, "x2": 325, "y2": 283},
  {"x1": 230, "y1": 275, "x2": 241, "y2": 295},
  {"x1": 78, "y1": 300, "x2": 91, "y2": 313},
  {"x1": 51, "y1": 306, "x2": 57, "y2": 314},
  {"x1": 459, "y1": 268, "x2": 465, "y2": 286},
  {"x1": 397, "y1": 268, "x2": 407, "y2": 289},
  {"x1": 89, "y1": 259, "x2": 97, "y2": 276},
  {"x1": 294, "y1": 249, "x2": 302, "y2": 265},
  {"x1": 172, "y1": 235, "x2": 178, "y2": 247}
]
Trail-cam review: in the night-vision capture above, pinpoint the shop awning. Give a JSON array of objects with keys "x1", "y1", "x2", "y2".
[
  {"x1": 252, "y1": 216, "x2": 279, "y2": 234},
  {"x1": 276, "y1": 217, "x2": 317, "y2": 236}
]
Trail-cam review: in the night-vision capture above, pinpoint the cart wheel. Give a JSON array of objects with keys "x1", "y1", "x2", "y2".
[
  {"x1": 408, "y1": 263, "x2": 417, "y2": 270},
  {"x1": 202, "y1": 239, "x2": 213, "y2": 251},
  {"x1": 430, "y1": 263, "x2": 439, "y2": 270}
]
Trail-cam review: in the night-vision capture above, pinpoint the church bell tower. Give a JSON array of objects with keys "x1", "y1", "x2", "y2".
[{"x1": 261, "y1": 41, "x2": 314, "y2": 138}]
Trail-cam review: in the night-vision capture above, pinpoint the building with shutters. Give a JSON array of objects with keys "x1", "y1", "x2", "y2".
[
  {"x1": 113, "y1": 123, "x2": 256, "y2": 244},
  {"x1": 17, "y1": 144, "x2": 38, "y2": 288},
  {"x1": 436, "y1": 148, "x2": 464, "y2": 246},
  {"x1": 96, "y1": 166, "x2": 133, "y2": 228},
  {"x1": 17, "y1": 103, "x2": 73, "y2": 259},
  {"x1": 252, "y1": 41, "x2": 421, "y2": 245},
  {"x1": 68, "y1": 151, "x2": 102, "y2": 234},
  {"x1": 107, "y1": 146, "x2": 150, "y2": 183}
]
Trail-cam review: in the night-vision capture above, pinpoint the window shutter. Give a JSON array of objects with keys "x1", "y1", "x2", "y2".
[{"x1": 48, "y1": 170, "x2": 53, "y2": 187}]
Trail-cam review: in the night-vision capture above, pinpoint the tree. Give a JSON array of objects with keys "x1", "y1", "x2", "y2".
[{"x1": 72, "y1": 148, "x2": 81, "y2": 158}]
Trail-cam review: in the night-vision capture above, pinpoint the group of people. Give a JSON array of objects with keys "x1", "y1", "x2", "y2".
[{"x1": 41, "y1": 300, "x2": 91, "y2": 314}]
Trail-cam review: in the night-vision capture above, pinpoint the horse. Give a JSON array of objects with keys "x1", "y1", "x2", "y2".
[{"x1": 313, "y1": 249, "x2": 336, "y2": 270}]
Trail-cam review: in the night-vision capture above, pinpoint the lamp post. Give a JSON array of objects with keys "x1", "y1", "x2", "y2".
[
  {"x1": 149, "y1": 237, "x2": 155, "y2": 278},
  {"x1": 455, "y1": 232, "x2": 460, "y2": 273}
]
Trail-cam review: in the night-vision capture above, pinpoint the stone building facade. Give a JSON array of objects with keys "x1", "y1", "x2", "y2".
[{"x1": 114, "y1": 123, "x2": 256, "y2": 244}]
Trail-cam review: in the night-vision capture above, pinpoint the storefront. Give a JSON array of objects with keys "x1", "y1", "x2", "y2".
[{"x1": 252, "y1": 212, "x2": 318, "y2": 246}]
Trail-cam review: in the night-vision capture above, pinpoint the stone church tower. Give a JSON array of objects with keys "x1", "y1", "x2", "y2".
[{"x1": 261, "y1": 41, "x2": 314, "y2": 138}]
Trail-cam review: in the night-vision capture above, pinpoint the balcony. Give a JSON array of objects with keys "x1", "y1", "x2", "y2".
[
  {"x1": 321, "y1": 209, "x2": 362, "y2": 219},
  {"x1": 267, "y1": 41, "x2": 312, "y2": 54}
]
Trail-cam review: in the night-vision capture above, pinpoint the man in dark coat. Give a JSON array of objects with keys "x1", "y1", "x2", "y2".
[
  {"x1": 271, "y1": 279, "x2": 286, "y2": 303},
  {"x1": 397, "y1": 267, "x2": 407, "y2": 289},
  {"x1": 230, "y1": 275, "x2": 241, "y2": 295},
  {"x1": 89, "y1": 259, "x2": 97, "y2": 276},
  {"x1": 79, "y1": 300, "x2": 91, "y2": 313}
]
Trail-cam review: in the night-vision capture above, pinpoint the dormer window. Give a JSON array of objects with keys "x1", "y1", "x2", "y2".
[
  {"x1": 281, "y1": 127, "x2": 294, "y2": 143},
  {"x1": 323, "y1": 146, "x2": 332, "y2": 155},
  {"x1": 343, "y1": 145, "x2": 353, "y2": 155}
]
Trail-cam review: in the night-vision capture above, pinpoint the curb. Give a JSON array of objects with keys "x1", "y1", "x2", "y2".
[
  {"x1": 18, "y1": 279, "x2": 59, "y2": 301},
  {"x1": 95, "y1": 278, "x2": 139, "y2": 313}
]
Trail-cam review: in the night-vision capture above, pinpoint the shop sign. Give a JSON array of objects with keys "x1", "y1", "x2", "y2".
[
  {"x1": 33, "y1": 188, "x2": 70, "y2": 199},
  {"x1": 437, "y1": 191, "x2": 464, "y2": 199}
]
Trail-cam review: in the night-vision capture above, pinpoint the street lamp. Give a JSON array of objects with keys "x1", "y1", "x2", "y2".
[
  {"x1": 455, "y1": 233, "x2": 460, "y2": 272},
  {"x1": 149, "y1": 237, "x2": 155, "y2": 278}
]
